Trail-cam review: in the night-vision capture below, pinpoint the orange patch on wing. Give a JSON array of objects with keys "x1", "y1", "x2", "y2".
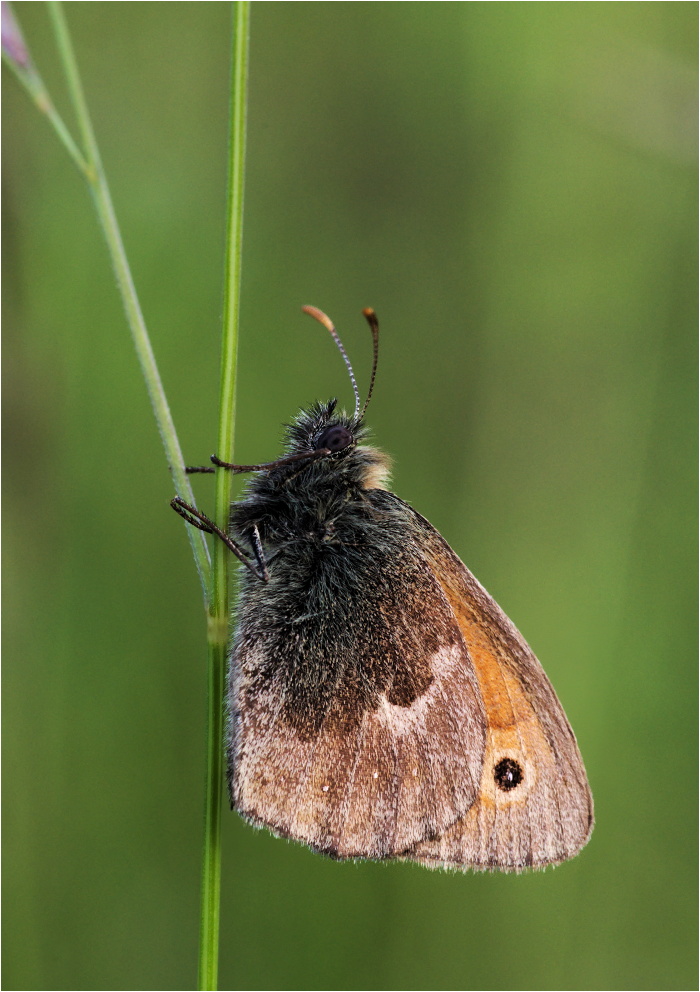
[
  {"x1": 434, "y1": 569, "x2": 554, "y2": 808},
  {"x1": 438, "y1": 578, "x2": 517, "y2": 731}
]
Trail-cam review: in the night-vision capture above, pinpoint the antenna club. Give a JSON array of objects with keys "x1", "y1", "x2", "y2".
[
  {"x1": 359, "y1": 307, "x2": 380, "y2": 421},
  {"x1": 301, "y1": 305, "x2": 334, "y2": 332},
  {"x1": 301, "y1": 304, "x2": 361, "y2": 418}
]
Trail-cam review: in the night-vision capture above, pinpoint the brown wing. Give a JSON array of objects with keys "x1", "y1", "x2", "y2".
[
  {"x1": 228, "y1": 530, "x2": 489, "y2": 860},
  {"x1": 402, "y1": 506, "x2": 594, "y2": 871}
]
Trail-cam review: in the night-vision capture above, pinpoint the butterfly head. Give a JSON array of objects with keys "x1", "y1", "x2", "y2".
[
  {"x1": 280, "y1": 398, "x2": 390, "y2": 491},
  {"x1": 284, "y1": 398, "x2": 358, "y2": 454}
]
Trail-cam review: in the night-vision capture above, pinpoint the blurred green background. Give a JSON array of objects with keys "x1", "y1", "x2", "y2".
[{"x1": 3, "y1": 3, "x2": 697, "y2": 990}]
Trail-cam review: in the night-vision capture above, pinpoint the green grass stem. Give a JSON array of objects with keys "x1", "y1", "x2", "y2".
[
  {"x1": 46, "y1": 1, "x2": 213, "y2": 598},
  {"x1": 198, "y1": 4, "x2": 250, "y2": 990}
]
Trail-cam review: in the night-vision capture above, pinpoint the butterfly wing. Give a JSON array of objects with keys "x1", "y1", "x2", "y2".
[
  {"x1": 228, "y1": 500, "x2": 489, "y2": 860},
  {"x1": 228, "y1": 489, "x2": 592, "y2": 870},
  {"x1": 401, "y1": 503, "x2": 594, "y2": 871}
]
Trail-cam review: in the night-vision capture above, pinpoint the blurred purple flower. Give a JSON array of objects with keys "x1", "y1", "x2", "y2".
[{"x1": 2, "y1": 1, "x2": 30, "y2": 69}]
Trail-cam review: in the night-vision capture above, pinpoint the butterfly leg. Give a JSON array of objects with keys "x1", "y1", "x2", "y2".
[
  {"x1": 170, "y1": 496, "x2": 268, "y2": 582},
  {"x1": 249, "y1": 524, "x2": 269, "y2": 582}
]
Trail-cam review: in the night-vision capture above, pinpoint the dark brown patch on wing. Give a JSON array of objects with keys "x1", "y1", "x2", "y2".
[
  {"x1": 228, "y1": 493, "x2": 488, "y2": 856},
  {"x1": 250, "y1": 540, "x2": 449, "y2": 743}
]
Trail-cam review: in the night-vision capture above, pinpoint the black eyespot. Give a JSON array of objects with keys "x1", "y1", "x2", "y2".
[
  {"x1": 317, "y1": 425, "x2": 353, "y2": 452},
  {"x1": 494, "y1": 757, "x2": 523, "y2": 792}
]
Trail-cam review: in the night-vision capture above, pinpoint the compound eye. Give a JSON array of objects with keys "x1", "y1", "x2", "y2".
[{"x1": 317, "y1": 425, "x2": 353, "y2": 452}]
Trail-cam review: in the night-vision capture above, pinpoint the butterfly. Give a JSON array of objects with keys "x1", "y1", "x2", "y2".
[{"x1": 173, "y1": 306, "x2": 593, "y2": 871}]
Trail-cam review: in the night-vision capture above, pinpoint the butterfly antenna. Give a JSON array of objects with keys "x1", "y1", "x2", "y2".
[
  {"x1": 302, "y1": 306, "x2": 361, "y2": 419},
  {"x1": 359, "y1": 308, "x2": 379, "y2": 420}
]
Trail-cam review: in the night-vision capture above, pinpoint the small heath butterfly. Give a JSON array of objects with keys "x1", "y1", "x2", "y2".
[{"x1": 173, "y1": 307, "x2": 593, "y2": 871}]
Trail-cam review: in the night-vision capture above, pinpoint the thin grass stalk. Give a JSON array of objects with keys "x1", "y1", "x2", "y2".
[
  {"x1": 46, "y1": 0, "x2": 212, "y2": 597},
  {"x1": 198, "y1": 4, "x2": 250, "y2": 990}
]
